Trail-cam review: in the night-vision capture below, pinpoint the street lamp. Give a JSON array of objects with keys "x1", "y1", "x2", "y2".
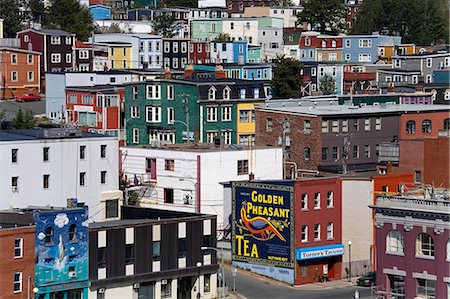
[
  {"x1": 348, "y1": 240, "x2": 352, "y2": 282},
  {"x1": 179, "y1": 178, "x2": 199, "y2": 213},
  {"x1": 201, "y1": 246, "x2": 225, "y2": 299},
  {"x1": 173, "y1": 119, "x2": 191, "y2": 144},
  {"x1": 196, "y1": 261, "x2": 202, "y2": 299}
]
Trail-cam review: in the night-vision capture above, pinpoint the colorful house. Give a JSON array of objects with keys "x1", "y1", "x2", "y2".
[
  {"x1": 342, "y1": 34, "x2": 402, "y2": 64},
  {"x1": 189, "y1": 41, "x2": 210, "y2": 64},
  {"x1": 377, "y1": 44, "x2": 416, "y2": 64},
  {"x1": 93, "y1": 41, "x2": 132, "y2": 69},
  {"x1": 248, "y1": 45, "x2": 262, "y2": 63},
  {"x1": 33, "y1": 206, "x2": 89, "y2": 299},
  {"x1": 89, "y1": 4, "x2": 111, "y2": 21},
  {"x1": 0, "y1": 47, "x2": 41, "y2": 99},
  {"x1": 193, "y1": 63, "x2": 272, "y2": 80},
  {"x1": 299, "y1": 31, "x2": 320, "y2": 62},
  {"x1": 315, "y1": 35, "x2": 343, "y2": 62},
  {"x1": 210, "y1": 41, "x2": 248, "y2": 64}
]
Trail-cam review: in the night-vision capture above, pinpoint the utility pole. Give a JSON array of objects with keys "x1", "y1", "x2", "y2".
[
  {"x1": 179, "y1": 92, "x2": 191, "y2": 143},
  {"x1": 279, "y1": 119, "x2": 292, "y2": 179}
]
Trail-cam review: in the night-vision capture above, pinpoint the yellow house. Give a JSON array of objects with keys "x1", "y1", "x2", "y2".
[
  {"x1": 378, "y1": 44, "x2": 416, "y2": 64},
  {"x1": 237, "y1": 101, "x2": 264, "y2": 145},
  {"x1": 94, "y1": 42, "x2": 132, "y2": 69}
]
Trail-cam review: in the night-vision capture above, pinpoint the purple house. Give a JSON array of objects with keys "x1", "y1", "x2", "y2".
[{"x1": 372, "y1": 190, "x2": 450, "y2": 298}]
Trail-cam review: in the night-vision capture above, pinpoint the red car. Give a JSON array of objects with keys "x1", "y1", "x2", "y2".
[{"x1": 15, "y1": 93, "x2": 42, "y2": 102}]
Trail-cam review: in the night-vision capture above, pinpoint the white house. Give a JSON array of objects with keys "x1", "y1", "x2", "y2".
[
  {"x1": 0, "y1": 128, "x2": 119, "y2": 222},
  {"x1": 121, "y1": 143, "x2": 283, "y2": 234}
]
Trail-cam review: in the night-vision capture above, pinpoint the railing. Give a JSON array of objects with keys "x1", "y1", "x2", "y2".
[{"x1": 376, "y1": 195, "x2": 450, "y2": 213}]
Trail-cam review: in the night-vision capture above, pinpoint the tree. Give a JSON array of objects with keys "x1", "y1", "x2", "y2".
[
  {"x1": 45, "y1": 0, "x2": 94, "y2": 41},
  {"x1": 352, "y1": 0, "x2": 449, "y2": 45},
  {"x1": 151, "y1": 14, "x2": 177, "y2": 38},
  {"x1": 272, "y1": 0, "x2": 294, "y2": 6},
  {"x1": 12, "y1": 109, "x2": 36, "y2": 129},
  {"x1": 162, "y1": 0, "x2": 197, "y2": 7},
  {"x1": 101, "y1": 23, "x2": 124, "y2": 33},
  {"x1": 297, "y1": 0, "x2": 347, "y2": 34},
  {"x1": 271, "y1": 55, "x2": 303, "y2": 98},
  {"x1": 319, "y1": 74, "x2": 336, "y2": 95},
  {"x1": 214, "y1": 33, "x2": 230, "y2": 42},
  {"x1": 27, "y1": 0, "x2": 45, "y2": 24},
  {"x1": 0, "y1": 0, "x2": 22, "y2": 37}
]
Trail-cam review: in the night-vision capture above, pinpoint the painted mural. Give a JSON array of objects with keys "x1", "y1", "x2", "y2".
[
  {"x1": 34, "y1": 207, "x2": 89, "y2": 297},
  {"x1": 232, "y1": 182, "x2": 294, "y2": 269}
]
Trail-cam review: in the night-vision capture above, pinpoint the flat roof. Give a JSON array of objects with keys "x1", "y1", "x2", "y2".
[
  {"x1": 0, "y1": 129, "x2": 114, "y2": 142},
  {"x1": 122, "y1": 143, "x2": 279, "y2": 153},
  {"x1": 259, "y1": 103, "x2": 450, "y2": 116}
]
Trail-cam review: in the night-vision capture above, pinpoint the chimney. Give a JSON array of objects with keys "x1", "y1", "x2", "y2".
[
  {"x1": 215, "y1": 65, "x2": 226, "y2": 80},
  {"x1": 164, "y1": 67, "x2": 171, "y2": 79},
  {"x1": 184, "y1": 64, "x2": 194, "y2": 79}
]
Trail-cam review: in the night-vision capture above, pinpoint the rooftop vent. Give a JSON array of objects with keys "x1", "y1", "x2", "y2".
[{"x1": 42, "y1": 128, "x2": 82, "y2": 139}]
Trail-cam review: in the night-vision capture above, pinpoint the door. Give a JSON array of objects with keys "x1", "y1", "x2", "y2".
[
  {"x1": 146, "y1": 158, "x2": 157, "y2": 179},
  {"x1": 177, "y1": 277, "x2": 192, "y2": 299}
]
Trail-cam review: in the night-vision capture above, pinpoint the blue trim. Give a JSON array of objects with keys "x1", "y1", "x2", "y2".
[{"x1": 296, "y1": 244, "x2": 344, "y2": 261}]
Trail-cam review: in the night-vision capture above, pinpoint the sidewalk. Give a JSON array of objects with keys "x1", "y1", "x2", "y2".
[
  {"x1": 228, "y1": 292, "x2": 248, "y2": 299},
  {"x1": 293, "y1": 278, "x2": 357, "y2": 290}
]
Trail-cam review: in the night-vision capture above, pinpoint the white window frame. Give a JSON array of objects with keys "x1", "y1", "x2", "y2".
[
  {"x1": 66, "y1": 53, "x2": 72, "y2": 63},
  {"x1": 130, "y1": 106, "x2": 140, "y2": 118},
  {"x1": 301, "y1": 225, "x2": 308, "y2": 243},
  {"x1": 327, "y1": 222, "x2": 333, "y2": 240},
  {"x1": 167, "y1": 107, "x2": 174, "y2": 124},
  {"x1": 65, "y1": 36, "x2": 71, "y2": 45},
  {"x1": 14, "y1": 238, "x2": 23, "y2": 258},
  {"x1": 208, "y1": 87, "x2": 216, "y2": 100},
  {"x1": 314, "y1": 224, "x2": 321, "y2": 241},
  {"x1": 221, "y1": 106, "x2": 231, "y2": 121},
  {"x1": 79, "y1": 50, "x2": 89, "y2": 59},
  {"x1": 167, "y1": 85, "x2": 174, "y2": 100},
  {"x1": 146, "y1": 85, "x2": 161, "y2": 100},
  {"x1": 11, "y1": 71, "x2": 18, "y2": 82},
  {"x1": 364, "y1": 118, "x2": 371, "y2": 131},
  {"x1": 51, "y1": 36, "x2": 60, "y2": 45},
  {"x1": 132, "y1": 128, "x2": 139, "y2": 144},
  {"x1": 13, "y1": 272, "x2": 22, "y2": 293},
  {"x1": 314, "y1": 192, "x2": 321, "y2": 209},
  {"x1": 358, "y1": 39, "x2": 372, "y2": 48},
  {"x1": 206, "y1": 106, "x2": 218, "y2": 122},
  {"x1": 326, "y1": 191, "x2": 333, "y2": 208},
  {"x1": 146, "y1": 106, "x2": 162, "y2": 123},
  {"x1": 375, "y1": 117, "x2": 382, "y2": 130},
  {"x1": 386, "y1": 230, "x2": 404, "y2": 254},
  {"x1": 51, "y1": 53, "x2": 61, "y2": 63}
]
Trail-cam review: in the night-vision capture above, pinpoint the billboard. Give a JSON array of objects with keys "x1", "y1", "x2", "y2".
[{"x1": 232, "y1": 182, "x2": 294, "y2": 269}]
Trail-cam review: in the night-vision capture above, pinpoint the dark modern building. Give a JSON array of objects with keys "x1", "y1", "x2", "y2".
[
  {"x1": 74, "y1": 40, "x2": 93, "y2": 72},
  {"x1": 88, "y1": 206, "x2": 218, "y2": 299},
  {"x1": 371, "y1": 189, "x2": 450, "y2": 299},
  {"x1": 162, "y1": 38, "x2": 191, "y2": 70}
]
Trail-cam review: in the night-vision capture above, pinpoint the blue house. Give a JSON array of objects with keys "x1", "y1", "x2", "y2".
[
  {"x1": 34, "y1": 206, "x2": 89, "y2": 299},
  {"x1": 89, "y1": 5, "x2": 111, "y2": 21},
  {"x1": 210, "y1": 41, "x2": 248, "y2": 64},
  {"x1": 342, "y1": 34, "x2": 402, "y2": 64},
  {"x1": 193, "y1": 63, "x2": 272, "y2": 80}
]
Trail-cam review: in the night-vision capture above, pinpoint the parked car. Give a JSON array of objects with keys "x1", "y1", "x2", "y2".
[
  {"x1": 15, "y1": 93, "x2": 42, "y2": 102},
  {"x1": 356, "y1": 271, "x2": 376, "y2": 286}
]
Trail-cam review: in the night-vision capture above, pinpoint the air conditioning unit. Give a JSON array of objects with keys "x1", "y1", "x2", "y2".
[
  {"x1": 98, "y1": 288, "x2": 106, "y2": 294},
  {"x1": 68, "y1": 271, "x2": 77, "y2": 278},
  {"x1": 133, "y1": 283, "x2": 140, "y2": 289},
  {"x1": 12, "y1": 186, "x2": 18, "y2": 193}
]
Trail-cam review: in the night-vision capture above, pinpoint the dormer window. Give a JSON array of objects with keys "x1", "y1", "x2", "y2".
[
  {"x1": 305, "y1": 37, "x2": 311, "y2": 46},
  {"x1": 331, "y1": 40, "x2": 336, "y2": 47},
  {"x1": 208, "y1": 86, "x2": 216, "y2": 100},
  {"x1": 240, "y1": 89, "x2": 246, "y2": 99},
  {"x1": 223, "y1": 86, "x2": 231, "y2": 100}
]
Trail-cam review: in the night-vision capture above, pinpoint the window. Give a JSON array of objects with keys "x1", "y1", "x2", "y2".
[
  {"x1": 221, "y1": 106, "x2": 231, "y2": 121},
  {"x1": 322, "y1": 148, "x2": 328, "y2": 161},
  {"x1": 153, "y1": 241, "x2": 160, "y2": 261},
  {"x1": 51, "y1": 36, "x2": 60, "y2": 45},
  {"x1": 345, "y1": 39, "x2": 351, "y2": 48},
  {"x1": 65, "y1": 36, "x2": 71, "y2": 45},
  {"x1": 97, "y1": 247, "x2": 106, "y2": 268},
  {"x1": 105, "y1": 199, "x2": 118, "y2": 218},
  {"x1": 342, "y1": 119, "x2": 348, "y2": 132},
  {"x1": 321, "y1": 120, "x2": 329, "y2": 133},
  {"x1": 416, "y1": 233, "x2": 434, "y2": 257},
  {"x1": 161, "y1": 279, "x2": 172, "y2": 298},
  {"x1": 326, "y1": 191, "x2": 333, "y2": 207},
  {"x1": 223, "y1": 87, "x2": 231, "y2": 100},
  {"x1": 69, "y1": 224, "x2": 77, "y2": 242},
  {"x1": 13, "y1": 272, "x2": 22, "y2": 293},
  {"x1": 350, "y1": 119, "x2": 359, "y2": 133},
  {"x1": 386, "y1": 230, "x2": 404, "y2": 254},
  {"x1": 358, "y1": 53, "x2": 371, "y2": 62},
  {"x1": 11, "y1": 54, "x2": 18, "y2": 64},
  {"x1": 345, "y1": 53, "x2": 351, "y2": 61},
  {"x1": 27, "y1": 54, "x2": 33, "y2": 64},
  {"x1": 79, "y1": 172, "x2": 86, "y2": 186},
  {"x1": 223, "y1": 131, "x2": 232, "y2": 145},
  {"x1": 331, "y1": 120, "x2": 339, "y2": 133},
  {"x1": 82, "y1": 95, "x2": 93, "y2": 105},
  {"x1": 426, "y1": 58, "x2": 432, "y2": 68},
  {"x1": 314, "y1": 224, "x2": 321, "y2": 240},
  {"x1": 359, "y1": 39, "x2": 372, "y2": 48},
  {"x1": 416, "y1": 279, "x2": 436, "y2": 299},
  {"x1": 332, "y1": 146, "x2": 339, "y2": 160},
  {"x1": 146, "y1": 85, "x2": 161, "y2": 99},
  {"x1": 45, "y1": 227, "x2": 53, "y2": 245},
  {"x1": 422, "y1": 119, "x2": 432, "y2": 133},
  {"x1": 146, "y1": 106, "x2": 161, "y2": 123},
  {"x1": 365, "y1": 145, "x2": 371, "y2": 158},
  {"x1": 51, "y1": 53, "x2": 61, "y2": 63},
  {"x1": 239, "y1": 110, "x2": 250, "y2": 122},
  {"x1": 12, "y1": 176, "x2": 18, "y2": 191},
  {"x1": 204, "y1": 274, "x2": 211, "y2": 293},
  {"x1": 314, "y1": 192, "x2": 320, "y2": 209},
  {"x1": 305, "y1": 37, "x2": 311, "y2": 46},
  {"x1": 167, "y1": 85, "x2": 174, "y2": 100},
  {"x1": 79, "y1": 50, "x2": 89, "y2": 59},
  {"x1": 125, "y1": 244, "x2": 134, "y2": 265},
  {"x1": 301, "y1": 193, "x2": 308, "y2": 210},
  {"x1": 304, "y1": 147, "x2": 311, "y2": 160},
  {"x1": 207, "y1": 106, "x2": 217, "y2": 122},
  {"x1": 164, "y1": 159, "x2": 174, "y2": 171},
  {"x1": 406, "y1": 120, "x2": 416, "y2": 134},
  {"x1": 301, "y1": 225, "x2": 308, "y2": 242},
  {"x1": 66, "y1": 53, "x2": 72, "y2": 63},
  {"x1": 132, "y1": 86, "x2": 139, "y2": 100},
  {"x1": 11, "y1": 71, "x2": 18, "y2": 82},
  {"x1": 27, "y1": 71, "x2": 34, "y2": 82},
  {"x1": 14, "y1": 238, "x2": 23, "y2": 258},
  {"x1": 208, "y1": 87, "x2": 216, "y2": 100},
  {"x1": 238, "y1": 160, "x2": 248, "y2": 175},
  {"x1": 80, "y1": 145, "x2": 86, "y2": 159},
  {"x1": 43, "y1": 174, "x2": 50, "y2": 189},
  {"x1": 353, "y1": 145, "x2": 360, "y2": 159},
  {"x1": 240, "y1": 89, "x2": 246, "y2": 99},
  {"x1": 444, "y1": 118, "x2": 450, "y2": 130},
  {"x1": 100, "y1": 171, "x2": 107, "y2": 184},
  {"x1": 375, "y1": 118, "x2": 381, "y2": 130},
  {"x1": 364, "y1": 118, "x2": 371, "y2": 131},
  {"x1": 11, "y1": 148, "x2": 18, "y2": 163},
  {"x1": 327, "y1": 222, "x2": 333, "y2": 240},
  {"x1": 178, "y1": 238, "x2": 187, "y2": 258}
]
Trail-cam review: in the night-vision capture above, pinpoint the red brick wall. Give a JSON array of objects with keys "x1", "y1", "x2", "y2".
[
  {"x1": 424, "y1": 136, "x2": 450, "y2": 188},
  {"x1": 0, "y1": 226, "x2": 35, "y2": 299},
  {"x1": 397, "y1": 139, "x2": 424, "y2": 180},
  {"x1": 255, "y1": 108, "x2": 322, "y2": 177},
  {"x1": 400, "y1": 111, "x2": 449, "y2": 140}
]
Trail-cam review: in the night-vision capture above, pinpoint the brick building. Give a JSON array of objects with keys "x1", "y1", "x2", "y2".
[
  {"x1": 424, "y1": 133, "x2": 450, "y2": 188},
  {"x1": 0, "y1": 211, "x2": 35, "y2": 299}
]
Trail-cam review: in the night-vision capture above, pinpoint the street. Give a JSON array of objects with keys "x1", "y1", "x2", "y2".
[
  {"x1": 223, "y1": 265, "x2": 373, "y2": 299},
  {"x1": 0, "y1": 99, "x2": 46, "y2": 121}
]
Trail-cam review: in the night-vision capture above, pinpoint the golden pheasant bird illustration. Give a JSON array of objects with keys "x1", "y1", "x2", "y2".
[{"x1": 240, "y1": 208, "x2": 286, "y2": 242}]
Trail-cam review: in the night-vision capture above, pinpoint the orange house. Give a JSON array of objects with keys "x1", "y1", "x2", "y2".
[
  {"x1": 377, "y1": 44, "x2": 416, "y2": 64},
  {"x1": 0, "y1": 48, "x2": 41, "y2": 99}
]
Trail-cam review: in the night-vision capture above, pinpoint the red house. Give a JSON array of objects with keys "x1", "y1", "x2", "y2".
[
  {"x1": 189, "y1": 41, "x2": 210, "y2": 64},
  {"x1": 65, "y1": 85, "x2": 124, "y2": 143}
]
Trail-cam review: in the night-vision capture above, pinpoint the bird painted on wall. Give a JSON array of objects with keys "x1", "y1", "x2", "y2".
[{"x1": 240, "y1": 208, "x2": 286, "y2": 242}]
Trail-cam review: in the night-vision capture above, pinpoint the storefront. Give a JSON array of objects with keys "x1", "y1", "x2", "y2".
[{"x1": 295, "y1": 244, "x2": 344, "y2": 284}]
